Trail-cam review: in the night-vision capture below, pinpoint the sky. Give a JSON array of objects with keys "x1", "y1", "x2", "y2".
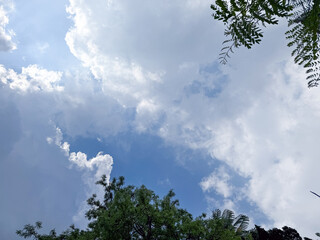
[{"x1": 1, "y1": 0, "x2": 320, "y2": 239}]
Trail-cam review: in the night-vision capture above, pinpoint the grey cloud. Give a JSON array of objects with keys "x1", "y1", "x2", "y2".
[
  {"x1": 0, "y1": 98, "x2": 21, "y2": 160},
  {"x1": 0, "y1": 66, "x2": 129, "y2": 239}
]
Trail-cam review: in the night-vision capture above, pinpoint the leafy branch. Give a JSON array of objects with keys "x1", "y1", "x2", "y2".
[{"x1": 212, "y1": 0, "x2": 320, "y2": 87}]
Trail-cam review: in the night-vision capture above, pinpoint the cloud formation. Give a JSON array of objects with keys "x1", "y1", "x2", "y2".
[
  {"x1": 0, "y1": 1, "x2": 16, "y2": 51},
  {"x1": 1, "y1": 0, "x2": 319, "y2": 237},
  {"x1": 46, "y1": 126, "x2": 114, "y2": 227},
  {"x1": 0, "y1": 64, "x2": 63, "y2": 92},
  {"x1": 47, "y1": 127, "x2": 70, "y2": 155},
  {"x1": 47, "y1": 127, "x2": 113, "y2": 183},
  {"x1": 64, "y1": 0, "x2": 320, "y2": 237},
  {"x1": 200, "y1": 166, "x2": 233, "y2": 198}
]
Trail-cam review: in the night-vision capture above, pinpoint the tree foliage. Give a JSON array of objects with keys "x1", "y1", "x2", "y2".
[
  {"x1": 211, "y1": 0, "x2": 320, "y2": 87},
  {"x1": 250, "y1": 225, "x2": 311, "y2": 240},
  {"x1": 17, "y1": 175, "x2": 252, "y2": 240},
  {"x1": 17, "y1": 175, "x2": 311, "y2": 239}
]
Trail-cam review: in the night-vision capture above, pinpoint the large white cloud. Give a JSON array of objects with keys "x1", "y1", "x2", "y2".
[
  {"x1": 64, "y1": 0, "x2": 320, "y2": 237},
  {"x1": 1, "y1": 0, "x2": 319, "y2": 237},
  {"x1": 65, "y1": 0, "x2": 219, "y2": 108},
  {"x1": 0, "y1": 1, "x2": 16, "y2": 51}
]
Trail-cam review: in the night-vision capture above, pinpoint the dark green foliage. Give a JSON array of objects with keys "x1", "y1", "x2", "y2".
[
  {"x1": 204, "y1": 209, "x2": 252, "y2": 240},
  {"x1": 251, "y1": 225, "x2": 307, "y2": 240},
  {"x1": 211, "y1": 0, "x2": 292, "y2": 64},
  {"x1": 211, "y1": 0, "x2": 320, "y2": 87},
  {"x1": 85, "y1": 176, "x2": 191, "y2": 239},
  {"x1": 286, "y1": 0, "x2": 320, "y2": 87},
  {"x1": 16, "y1": 175, "x2": 310, "y2": 240},
  {"x1": 17, "y1": 175, "x2": 251, "y2": 240}
]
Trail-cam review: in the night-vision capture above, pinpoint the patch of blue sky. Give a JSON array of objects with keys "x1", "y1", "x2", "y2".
[
  {"x1": 0, "y1": 0, "x2": 79, "y2": 71},
  {"x1": 184, "y1": 61, "x2": 229, "y2": 99},
  {"x1": 66, "y1": 130, "x2": 223, "y2": 218}
]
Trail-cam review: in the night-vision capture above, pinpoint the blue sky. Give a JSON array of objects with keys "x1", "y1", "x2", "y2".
[{"x1": 1, "y1": 0, "x2": 320, "y2": 239}]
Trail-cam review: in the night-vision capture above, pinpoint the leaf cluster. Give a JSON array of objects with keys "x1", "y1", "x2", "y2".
[
  {"x1": 211, "y1": 0, "x2": 292, "y2": 64},
  {"x1": 286, "y1": 0, "x2": 320, "y2": 87},
  {"x1": 212, "y1": 0, "x2": 320, "y2": 87}
]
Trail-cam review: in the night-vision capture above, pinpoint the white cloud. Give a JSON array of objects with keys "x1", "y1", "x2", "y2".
[
  {"x1": 0, "y1": 62, "x2": 129, "y2": 139},
  {"x1": 0, "y1": 64, "x2": 63, "y2": 92},
  {"x1": 0, "y1": 1, "x2": 16, "y2": 51},
  {"x1": 200, "y1": 166, "x2": 233, "y2": 198},
  {"x1": 46, "y1": 126, "x2": 113, "y2": 183},
  {"x1": 46, "y1": 126, "x2": 113, "y2": 227},
  {"x1": 47, "y1": 127, "x2": 70, "y2": 156},
  {"x1": 68, "y1": 150, "x2": 113, "y2": 228},
  {"x1": 2, "y1": 0, "x2": 317, "y2": 237},
  {"x1": 64, "y1": 0, "x2": 320, "y2": 237},
  {"x1": 69, "y1": 151, "x2": 113, "y2": 182},
  {"x1": 65, "y1": 0, "x2": 219, "y2": 108},
  {"x1": 0, "y1": 62, "x2": 126, "y2": 234},
  {"x1": 203, "y1": 60, "x2": 320, "y2": 237}
]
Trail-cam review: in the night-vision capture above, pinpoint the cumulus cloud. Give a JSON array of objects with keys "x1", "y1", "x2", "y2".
[
  {"x1": 46, "y1": 126, "x2": 113, "y2": 227},
  {"x1": 0, "y1": 64, "x2": 63, "y2": 92},
  {"x1": 0, "y1": 61, "x2": 125, "y2": 237},
  {"x1": 0, "y1": 1, "x2": 16, "y2": 51},
  {"x1": 202, "y1": 60, "x2": 320, "y2": 236},
  {"x1": 3, "y1": 0, "x2": 316, "y2": 237},
  {"x1": 0, "y1": 63, "x2": 130, "y2": 140},
  {"x1": 69, "y1": 151, "x2": 113, "y2": 182},
  {"x1": 65, "y1": 0, "x2": 219, "y2": 108},
  {"x1": 68, "y1": 149, "x2": 113, "y2": 227},
  {"x1": 64, "y1": 0, "x2": 320, "y2": 237},
  {"x1": 47, "y1": 127, "x2": 113, "y2": 183}
]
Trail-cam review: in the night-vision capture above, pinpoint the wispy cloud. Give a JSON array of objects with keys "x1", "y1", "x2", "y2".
[
  {"x1": 200, "y1": 166, "x2": 233, "y2": 198},
  {"x1": 46, "y1": 127, "x2": 70, "y2": 156}
]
